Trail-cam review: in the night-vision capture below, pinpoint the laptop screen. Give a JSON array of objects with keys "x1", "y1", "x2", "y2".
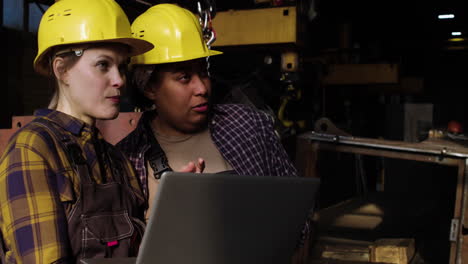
[{"x1": 137, "y1": 172, "x2": 320, "y2": 264}]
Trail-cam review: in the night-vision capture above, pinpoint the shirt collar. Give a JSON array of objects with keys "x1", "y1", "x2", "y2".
[
  {"x1": 34, "y1": 108, "x2": 89, "y2": 136},
  {"x1": 209, "y1": 104, "x2": 228, "y2": 124},
  {"x1": 213, "y1": 104, "x2": 229, "y2": 115}
]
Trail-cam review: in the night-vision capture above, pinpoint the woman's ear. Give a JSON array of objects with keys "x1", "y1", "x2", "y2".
[{"x1": 52, "y1": 57, "x2": 68, "y2": 85}]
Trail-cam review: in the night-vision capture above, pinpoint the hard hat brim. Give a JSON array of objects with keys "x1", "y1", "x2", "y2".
[
  {"x1": 34, "y1": 38, "x2": 154, "y2": 76},
  {"x1": 131, "y1": 48, "x2": 223, "y2": 66},
  {"x1": 117, "y1": 37, "x2": 155, "y2": 57},
  {"x1": 208, "y1": 49, "x2": 223, "y2": 57}
]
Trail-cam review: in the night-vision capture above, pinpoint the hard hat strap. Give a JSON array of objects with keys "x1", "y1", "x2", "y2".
[{"x1": 54, "y1": 47, "x2": 88, "y2": 58}]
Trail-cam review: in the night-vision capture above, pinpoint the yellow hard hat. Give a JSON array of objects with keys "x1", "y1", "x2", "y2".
[
  {"x1": 131, "y1": 4, "x2": 222, "y2": 65},
  {"x1": 34, "y1": 0, "x2": 154, "y2": 76}
]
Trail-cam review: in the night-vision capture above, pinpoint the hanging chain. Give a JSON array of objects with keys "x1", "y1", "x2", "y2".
[{"x1": 197, "y1": 1, "x2": 216, "y2": 75}]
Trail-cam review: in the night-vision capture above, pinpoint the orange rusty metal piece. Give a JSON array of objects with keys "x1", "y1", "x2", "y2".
[{"x1": 0, "y1": 112, "x2": 143, "y2": 155}]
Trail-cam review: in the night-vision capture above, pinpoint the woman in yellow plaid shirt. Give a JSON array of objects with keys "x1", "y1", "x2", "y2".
[{"x1": 0, "y1": 0, "x2": 153, "y2": 263}]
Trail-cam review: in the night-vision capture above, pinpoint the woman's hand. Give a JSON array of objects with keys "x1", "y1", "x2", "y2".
[{"x1": 179, "y1": 158, "x2": 205, "y2": 173}]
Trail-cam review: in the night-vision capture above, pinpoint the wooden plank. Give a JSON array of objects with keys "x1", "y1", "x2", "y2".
[
  {"x1": 459, "y1": 161, "x2": 468, "y2": 264},
  {"x1": 462, "y1": 235, "x2": 468, "y2": 264},
  {"x1": 322, "y1": 64, "x2": 399, "y2": 85},
  {"x1": 379, "y1": 77, "x2": 424, "y2": 94},
  {"x1": 320, "y1": 244, "x2": 370, "y2": 262},
  {"x1": 295, "y1": 137, "x2": 319, "y2": 178},
  {"x1": 310, "y1": 237, "x2": 373, "y2": 263},
  {"x1": 212, "y1": 7, "x2": 297, "y2": 46}
]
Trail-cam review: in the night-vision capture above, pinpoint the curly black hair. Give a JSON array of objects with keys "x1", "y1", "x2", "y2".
[{"x1": 127, "y1": 65, "x2": 159, "y2": 111}]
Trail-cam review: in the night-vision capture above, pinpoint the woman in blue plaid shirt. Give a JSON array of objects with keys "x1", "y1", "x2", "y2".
[{"x1": 116, "y1": 5, "x2": 307, "y2": 256}]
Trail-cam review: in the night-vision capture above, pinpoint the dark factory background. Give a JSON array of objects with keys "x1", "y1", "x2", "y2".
[{"x1": 3, "y1": 0, "x2": 468, "y2": 139}]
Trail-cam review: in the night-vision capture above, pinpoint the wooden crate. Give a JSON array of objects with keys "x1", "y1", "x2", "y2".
[
  {"x1": 322, "y1": 64, "x2": 399, "y2": 85},
  {"x1": 369, "y1": 238, "x2": 415, "y2": 264}
]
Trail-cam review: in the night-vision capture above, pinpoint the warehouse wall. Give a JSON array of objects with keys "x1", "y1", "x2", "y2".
[{"x1": 3, "y1": 27, "x2": 50, "y2": 128}]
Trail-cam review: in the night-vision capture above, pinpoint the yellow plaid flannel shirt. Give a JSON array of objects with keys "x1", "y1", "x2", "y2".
[{"x1": 0, "y1": 109, "x2": 144, "y2": 263}]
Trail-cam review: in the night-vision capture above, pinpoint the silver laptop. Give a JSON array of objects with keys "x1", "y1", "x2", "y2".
[{"x1": 81, "y1": 172, "x2": 320, "y2": 264}]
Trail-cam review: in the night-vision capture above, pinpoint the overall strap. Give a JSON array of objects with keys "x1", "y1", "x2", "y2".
[
  {"x1": 34, "y1": 118, "x2": 93, "y2": 184},
  {"x1": 144, "y1": 121, "x2": 172, "y2": 179},
  {"x1": 92, "y1": 134, "x2": 121, "y2": 184},
  {"x1": 105, "y1": 144, "x2": 129, "y2": 185}
]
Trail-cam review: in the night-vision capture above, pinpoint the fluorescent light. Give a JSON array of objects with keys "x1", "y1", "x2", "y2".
[
  {"x1": 452, "y1": 32, "x2": 462, "y2": 36},
  {"x1": 438, "y1": 14, "x2": 455, "y2": 19}
]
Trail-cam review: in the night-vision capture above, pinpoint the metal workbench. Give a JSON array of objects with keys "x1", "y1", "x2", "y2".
[{"x1": 296, "y1": 131, "x2": 468, "y2": 264}]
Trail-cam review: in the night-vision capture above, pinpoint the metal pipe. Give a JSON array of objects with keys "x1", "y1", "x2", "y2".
[{"x1": 301, "y1": 132, "x2": 468, "y2": 159}]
